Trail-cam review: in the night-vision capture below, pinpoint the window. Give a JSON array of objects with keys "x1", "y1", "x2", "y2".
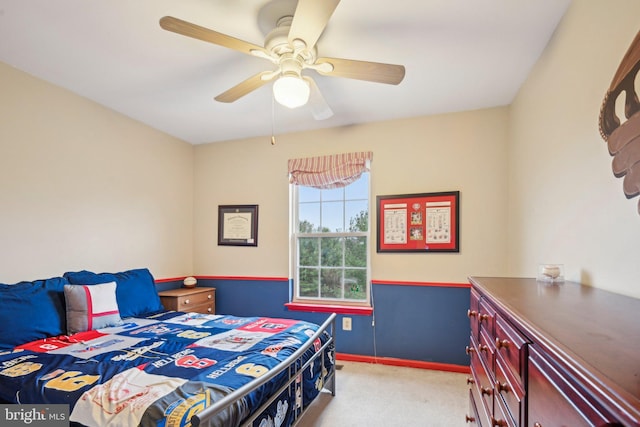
[{"x1": 290, "y1": 172, "x2": 370, "y2": 305}]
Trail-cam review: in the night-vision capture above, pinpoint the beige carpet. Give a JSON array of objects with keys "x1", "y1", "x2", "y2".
[{"x1": 297, "y1": 361, "x2": 469, "y2": 426}]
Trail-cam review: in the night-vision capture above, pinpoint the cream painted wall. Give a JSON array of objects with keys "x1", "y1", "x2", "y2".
[
  {"x1": 10, "y1": 1, "x2": 632, "y2": 297},
  {"x1": 508, "y1": 0, "x2": 640, "y2": 298},
  {"x1": 194, "y1": 107, "x2": 509, "y2": 283},
  {"x1": 0, "y1": 62, "x2": 194, "y2": 283}
]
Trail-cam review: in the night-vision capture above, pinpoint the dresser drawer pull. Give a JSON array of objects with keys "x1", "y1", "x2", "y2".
[
  {"x1": 467, "y1": 309, "x2": 477, "y2": 318},
  {"x1": 495, "y1": 381, "x2": 510, "y2": 393},
  {"x1": 481, "y1": 386, "x2": 492, "y2": 396},
  {"x1": 491, "y1": 416, "x2": 508, "y2": 427},
  {"x1": 465, "y1": 346, "x2": 476, "y2": 355},
  {"x1": 208, "y1": 294, "x2": 212, "y2": 299},
  {"x1": 495, "y1": 338, "x2": 510, "y2": 349},
  {"x1": 207, "y1": 307, "x2": 212, "y2": 312},
  {"x1": 479, "y1": 344, "x2": 489, "y2": 353},
  {"x1": 533, "y1": 423, "x2": 542, "y2": 427},
  {"x1": 465, "y1": 415, "x2": 476, "y2": 423},
  {"x1": 479, "y1": 313, "x2": 490, "y2": 323},
  {"x1": 466, "y1": 377, "x2": 475, "y2": 385},
  {"x1": 183, "y1": 299, "x2": 190, "y2": 305}
]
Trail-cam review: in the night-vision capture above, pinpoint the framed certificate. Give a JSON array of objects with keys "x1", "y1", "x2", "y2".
[
  {"x1": 218, "y1": 204, "x2": 258, "y2": 246},
  {"x1": 376, "y1": 191, "x2": 459, "y2": 253}
]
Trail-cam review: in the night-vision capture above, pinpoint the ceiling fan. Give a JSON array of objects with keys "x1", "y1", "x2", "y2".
[{"x1": 159, "y1": 0, "x2": 405, "y2": 120}]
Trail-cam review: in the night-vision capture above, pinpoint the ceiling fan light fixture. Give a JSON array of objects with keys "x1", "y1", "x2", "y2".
[{"x1": 273, "y1": 75, "x2": 310, "y2": 108}]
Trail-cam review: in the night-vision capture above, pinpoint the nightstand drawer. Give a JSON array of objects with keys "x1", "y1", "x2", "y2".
[
  {"x1": 188, "y1": 302, "x2": 214, "y2": 314},
  {"x1": 159, "y1": 287, "x2": 216, "y2": 315},
  {"x1": 173, "y1": 291, "x2": 214, "y2": 308}
]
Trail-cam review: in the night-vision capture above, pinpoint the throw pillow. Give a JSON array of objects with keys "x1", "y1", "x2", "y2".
[
  {"x1": 63, "y1": 268, "x2": 164, "y2": 318},
  {"x1": 64, "y1": 281, "x2": 122, "y2": 334}
]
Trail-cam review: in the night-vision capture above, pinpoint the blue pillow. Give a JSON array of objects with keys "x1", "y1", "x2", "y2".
[
  {"x1": 63, "y1": 268, "x2": 163, "y2": 318},
  {"x1": 0, "y1": 277, "x2": 68, "y2": 349}
]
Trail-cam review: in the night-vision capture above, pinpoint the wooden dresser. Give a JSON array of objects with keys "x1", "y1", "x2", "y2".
[
  {"x1": 466, "y1": 277, "x2": 640, "y2": 427},
  {"x1": 158, "y1": 287, "x2": 215, "y2": 315}
]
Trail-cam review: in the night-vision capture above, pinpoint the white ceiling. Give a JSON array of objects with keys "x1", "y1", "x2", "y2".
[{"x1": 0, "y1": 0, "x2": 571, "y2": 145}]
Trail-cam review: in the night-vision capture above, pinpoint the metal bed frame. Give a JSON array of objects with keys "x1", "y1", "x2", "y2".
[{"x1": 192, "y1": 313, "x2": 337, "y2": 427}]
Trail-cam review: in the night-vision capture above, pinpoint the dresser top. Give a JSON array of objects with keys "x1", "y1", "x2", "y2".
[{"x1": 469, "y1": 276, "x2": 640, "y2": 415}]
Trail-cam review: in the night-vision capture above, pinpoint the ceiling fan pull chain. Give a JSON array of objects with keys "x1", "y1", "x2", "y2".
[{"x1": 271, "y1": 94, "x2": 277, "y2": 145}]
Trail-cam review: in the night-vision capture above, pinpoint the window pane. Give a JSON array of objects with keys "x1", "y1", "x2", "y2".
[
  {"x1": 320, "y1": 268, "x2": 342, "y2": 298},
  {"x1": 322, "y1": 187, "x2": 343, "y2": 202},
  {"x1": 299, "y1": 238, "x2": 319, "y2": 266},
  {"x1": 321, "y1": 201, "x2": 344, "y2": 232},
  {"x1": 321, "y1": 237, "x2": 343, "y2": 267},
  {"x1": 345, "y1": 173, "x2": 368, "y2": 199},
  {"x1": 299, "y1": 186, "x2": 320, "y2": 203},
  {"x1": 299, "y1": 202, "x2": 320, "y2": 232},
  {"x1": 346, "y1": 201, "x2": 368, "y2": 232},
  {"x1": 345, "y1": 236, "x2": 367, "y2": 267},
  {"x1": 344, "y1": 269, "x2": 367, "y2": 300},
  {"x1": 299, "y1": 268, "x2": 319, "y2": 297}
]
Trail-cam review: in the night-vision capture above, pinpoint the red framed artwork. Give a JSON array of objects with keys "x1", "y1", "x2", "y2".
[{"x1": 376, "y1": 191, "x2": 459, "y2": 253}]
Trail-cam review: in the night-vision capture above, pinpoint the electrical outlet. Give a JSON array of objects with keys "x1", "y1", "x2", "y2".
[{"x1": 342, "y1": 317, "x2": 352, "y2": 331}]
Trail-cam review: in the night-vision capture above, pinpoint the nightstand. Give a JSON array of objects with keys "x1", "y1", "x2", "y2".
[{"x1": 158, "y1": 287, "x2": 215, "y2": 314}]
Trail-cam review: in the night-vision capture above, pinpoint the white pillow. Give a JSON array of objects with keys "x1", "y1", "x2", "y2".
[{"x1": 64, "y1": 281, "x2": 122, "y2": 335}]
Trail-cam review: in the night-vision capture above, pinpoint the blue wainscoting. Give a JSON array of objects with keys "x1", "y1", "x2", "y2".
[
  {"x1": 370, "y1": 282, "x2": 470, "y2": 366},
  {"x1": 158, "y1": 277, "x2": 470, "y2": 368}
]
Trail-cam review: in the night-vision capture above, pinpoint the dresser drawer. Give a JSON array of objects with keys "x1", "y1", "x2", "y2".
[
  {"x1": 159, "y1": 287, "x2": 216, "y2": 315},
  {"x1": 495, "y1": 355, "x2": 525, "y2": 426},
  {"x1": 495, "y1": 314, "x2": 528, "y2": 380},
  {"x1": 493, "y1": 392, "x2": 517, "y2": 427},
  {"x1": 478, "y1": 298, "x2": 496, "y2": 337},
  {"x1": 467, "y1": 388, "x2": 483, "y2": 426},
  {"x1": 478, "y1": 328, "x2": 495, "y2": 380},
  {"x1": 469, "y1": 287, "x2": 481, "y2": 340},
  {"x1": 469, "y1": 335, "x2": 494, "y2": 423},
  {"x1": 470, "y1": 356, "x2": 492, "y2": 427},
  {"x1": 528, "y1": 345, "x2": 617, "y2": 426}
]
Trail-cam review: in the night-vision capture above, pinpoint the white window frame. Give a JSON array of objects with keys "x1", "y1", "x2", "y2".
[{"x1": 289, "y1": 172, "x2": 371, "y2": 307}]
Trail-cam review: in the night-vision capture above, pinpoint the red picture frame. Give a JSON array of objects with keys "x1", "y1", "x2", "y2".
[{"x1": 376, "y1": 191, "x2": 459, "y2": 253}]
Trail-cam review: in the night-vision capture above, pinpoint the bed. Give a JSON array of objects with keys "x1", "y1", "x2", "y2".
[{"x1": 0, "y1": 268, "x2": 336, "y2": 427}]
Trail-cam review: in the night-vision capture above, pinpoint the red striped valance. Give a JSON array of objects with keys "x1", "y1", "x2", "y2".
[{"x1": 288, "y1": 151, "x2": 373, "y2": 189}]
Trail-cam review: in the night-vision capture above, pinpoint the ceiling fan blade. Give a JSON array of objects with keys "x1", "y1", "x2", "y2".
[
  {"x1": 288, "y1": 0, "x2": 340, "y2": 48},
  {"x1": 304, "y1": 77, "x2": 333, "y2": 120},
  {"x1": 160, "y1": 16, "x2": 268, "y2": 57},
  {"x1": 214, "y1": 71, "x2": 276, "y2": 103},
  {"x1": 315, "y1": 57, "x2": 405, "y2": 85}
]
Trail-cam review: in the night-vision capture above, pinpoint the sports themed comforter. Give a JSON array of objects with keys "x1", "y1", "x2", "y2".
[{"x1": 0, "y1": 311, "x2": 334, "y2": 427}]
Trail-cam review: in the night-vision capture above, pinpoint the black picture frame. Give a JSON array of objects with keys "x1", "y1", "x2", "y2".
[
  {"x1": 376, "y1": 191, "x2": 459, "y2": 253},
  {"x1": 217, "y1": 204, "x2": 259, "y2": 247}
]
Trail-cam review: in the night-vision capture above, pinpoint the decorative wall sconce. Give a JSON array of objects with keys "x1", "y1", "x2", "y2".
[{"x1": 599, "y1": 31, "x2": 640, "y2": 214}]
